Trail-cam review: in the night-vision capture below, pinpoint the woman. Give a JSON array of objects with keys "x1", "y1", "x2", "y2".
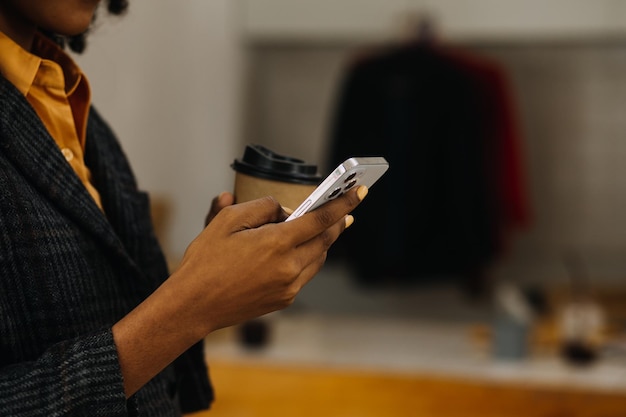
[{"x1": 0, "y1": 0, "x2": 367, "y2": 415}]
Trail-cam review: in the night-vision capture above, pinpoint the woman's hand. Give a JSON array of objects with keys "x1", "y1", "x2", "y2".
[
  {"x1": 179, "y1": 185, "x2": 366, "y2": 331},
  {"x1": 113, "y1": 186, "x2": 367, "y2": 397}
]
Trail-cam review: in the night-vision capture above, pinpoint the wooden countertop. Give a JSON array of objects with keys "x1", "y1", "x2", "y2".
[{"x1": 187, "y1": 312, "x2": 626, "y2": 417}]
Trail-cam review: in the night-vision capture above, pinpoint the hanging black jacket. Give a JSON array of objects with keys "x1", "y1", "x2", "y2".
[{"x1": 327, "y1": 43, "x2": 524, "y2": 286}]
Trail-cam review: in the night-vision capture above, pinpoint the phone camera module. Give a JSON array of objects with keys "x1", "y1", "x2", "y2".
[
  {"x1": 344, "y1": 172, "x2": 357, "y2": 183},
  {"x1": 344, "y1": 179, "x2": 358, "y2": 190},
  {"x1": 327, "y1": 187, "x2": 343, "y2": 199}
]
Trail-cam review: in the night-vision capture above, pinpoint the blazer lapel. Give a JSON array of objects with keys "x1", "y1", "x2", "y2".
[{"x1": 0, "y1": 78, "x2": 137, "y2": 269}]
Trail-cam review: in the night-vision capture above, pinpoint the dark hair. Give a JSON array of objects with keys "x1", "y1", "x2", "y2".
[{"x1": 42, "y1": 0, "x2": 129, "y2": 54}]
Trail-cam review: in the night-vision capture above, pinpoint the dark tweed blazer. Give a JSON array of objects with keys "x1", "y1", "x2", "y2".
[{"x1": 0, "y1": 75, "x2": 213, "y2": 416}]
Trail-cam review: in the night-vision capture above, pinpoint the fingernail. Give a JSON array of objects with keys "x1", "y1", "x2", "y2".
[
  {"x1": 357, "y1": 186, "x2": 368, "y2": 201},
  {"x1": 344, "y1": 215, "x2": 354, "y2": 228},
  {"x1": 282, "y1": 206, "x2": 294, "y2": 215},
  {"x1": 218, "y1": 191, "x2": 228, "y2": 200}
]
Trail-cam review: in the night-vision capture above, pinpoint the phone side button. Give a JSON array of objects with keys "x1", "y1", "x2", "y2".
[{"x1": 293, "y1": 199, "x2": 313, "y2": 218}]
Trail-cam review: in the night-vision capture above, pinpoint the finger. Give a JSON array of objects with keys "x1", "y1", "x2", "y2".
[
  {"x1": 294, "y1": 214, "x2": 347, "y2": 265},
  {"x1": 224, "y1": 196, "x2": 286, "y2": 230},
  {"x1": 213, "y1": 191, "x2": 235, "y2": 211},
  {"x1": 281, "y1": 186, "x2": 367, "y2": 244},
  {"x1": 289, "y1": 217, "x2": 351, "y2": 291},
  {"x1": 206, "y1": 192, "x2": 236, "y2": 226}
]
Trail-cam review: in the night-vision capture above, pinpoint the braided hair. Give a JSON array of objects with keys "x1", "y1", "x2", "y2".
[{"x1": 42, "y1": 0, "x2": 129, "y2": 53}]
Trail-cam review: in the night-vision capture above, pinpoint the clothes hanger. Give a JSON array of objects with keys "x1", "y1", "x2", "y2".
[{"x1": 393, "y1": 10, "x2": 439, "y2": 46}]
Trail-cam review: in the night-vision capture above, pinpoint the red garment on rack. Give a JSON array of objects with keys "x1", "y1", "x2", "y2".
[{"x1": 442, "y1": 47, "x2": 532, "y2": 255}]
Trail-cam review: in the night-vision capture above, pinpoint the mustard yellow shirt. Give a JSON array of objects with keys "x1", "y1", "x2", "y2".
[{"x1": 0, "y1": 31, "x2": 103, "y2": 210}]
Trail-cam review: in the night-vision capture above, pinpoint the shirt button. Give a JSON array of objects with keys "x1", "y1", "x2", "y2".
[{"x1": 61, "y1": 148, "x2": 74, "y2": 162}]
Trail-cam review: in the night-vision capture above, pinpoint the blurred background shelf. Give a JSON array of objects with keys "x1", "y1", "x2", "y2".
[{"x1": 188, "y1": 264, "x2": 626, "y2": 417}]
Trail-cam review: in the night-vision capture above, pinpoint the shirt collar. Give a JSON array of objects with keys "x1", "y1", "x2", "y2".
[
  {"x1": 0, "y1": 30, "x2": 41, "y2": 96},
  {"x1": 0, "y1": 30, "x2": 85, "y2": 97}
]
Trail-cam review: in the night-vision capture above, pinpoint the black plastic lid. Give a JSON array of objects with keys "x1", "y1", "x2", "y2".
[{"x1": 232, "y1": 144, "x2": 322, "y2": 185}]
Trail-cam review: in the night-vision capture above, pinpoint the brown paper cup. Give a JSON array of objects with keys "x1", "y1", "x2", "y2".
[
  {"x1": 232, "y1": 145, "x2": 322, "y2": 211},
  {"x1": 234, "y1": 172, "x2": 316, "y2": 211}
]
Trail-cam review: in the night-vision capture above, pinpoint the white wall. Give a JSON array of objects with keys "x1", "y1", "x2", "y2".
[
  {"x1": 241, "y1": 0, "x2": 626, "y2": 42},
  {"x1": 74, "y1": 0, "x2": 244, "y2": 261}
]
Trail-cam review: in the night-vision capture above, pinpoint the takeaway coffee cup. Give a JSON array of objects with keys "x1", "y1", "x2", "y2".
[
  {"x1": 231, "y1": 144, "x2": 322, "y2": 348},
  {"x1": 231, "y1": 144, "x2": 322, "y2": 210}
]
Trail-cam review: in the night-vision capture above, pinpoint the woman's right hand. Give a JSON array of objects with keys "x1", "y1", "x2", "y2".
[
  {"x1": 174, "y1": 185, "x2": 367, "y2": 333},
  {"x1": 112, "y1": 186, "x2": 367, "y2": 397}
]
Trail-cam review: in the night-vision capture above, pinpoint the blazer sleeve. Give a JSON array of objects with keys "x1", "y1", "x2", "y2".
[{"x1": 0, "y1": 329, "x2": 129, "y2": 416}]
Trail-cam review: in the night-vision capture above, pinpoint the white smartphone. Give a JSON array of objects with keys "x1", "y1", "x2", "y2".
[{"x1": 285, "y1": 157, "x2": 389, "y2": 221}]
